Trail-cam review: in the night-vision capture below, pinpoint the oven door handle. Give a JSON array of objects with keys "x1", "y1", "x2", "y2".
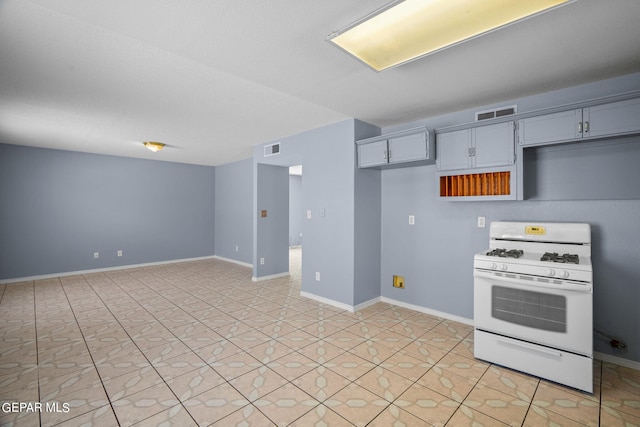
[
  {"x1": 474, "y1": 269, "x2": 591, "y2": 293},
  {"x1": 496, "y1": 337, "x2": 563, "y2": 358}
]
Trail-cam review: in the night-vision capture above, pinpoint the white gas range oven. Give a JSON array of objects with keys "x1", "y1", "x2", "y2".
[{"x1": 473, "y1": 221, "x2": 593, "y2": 393}]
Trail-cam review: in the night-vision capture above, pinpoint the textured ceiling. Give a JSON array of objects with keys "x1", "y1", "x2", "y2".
[{"x1": 1, "y1": 0, "x2": 639, "y2": 166}]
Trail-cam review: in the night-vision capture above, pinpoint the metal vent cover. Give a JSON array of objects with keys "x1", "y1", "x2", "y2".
[
  {"x1": 264, "y1": 142, "x2": 280, "y2": 157},
  {"x1": 476, "y1": 105, "x2": 517, "y2": 121}
]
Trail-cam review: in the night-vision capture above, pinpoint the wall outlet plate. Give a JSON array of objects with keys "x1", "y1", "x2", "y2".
[{"x1": 477, "y1": 216, "x2": 486, "y2": 228}]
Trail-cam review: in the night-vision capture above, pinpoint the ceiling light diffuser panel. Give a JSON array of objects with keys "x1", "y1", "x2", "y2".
[{"x1": 327, "y1": 0, "x2": 573, "y2": 71}]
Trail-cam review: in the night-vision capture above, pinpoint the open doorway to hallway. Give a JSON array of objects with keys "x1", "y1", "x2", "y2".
[{"x1": 289, "y1": 165, "x2": 302, "y2": 280}]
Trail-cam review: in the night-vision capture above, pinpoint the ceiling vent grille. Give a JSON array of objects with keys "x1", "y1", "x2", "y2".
[
  {"x1": 475, "y1": 105, "x2": 517, "y2": 121},
  {"x1": 264, "y1": 142, "x2": 280, "y2": 157}
]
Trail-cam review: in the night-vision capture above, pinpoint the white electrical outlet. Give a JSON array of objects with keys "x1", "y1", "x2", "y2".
[
  {"x1": 409, "y1": 215, "x2": 415, "y2": 225},
  {"x1": 478, "y1": 216, "x2": 486, "y2": 228},
  {"x1": 235, "y1": 245, "x2": 239, "y2": 252},
  {"x1": 315, "y1": 272, "x2": 320, "y2": 281},
  {"x1": 306, "y1": 210, "x2": 312, "y2": 219},
  {"x1": 93, "y1": 252, "x2": 99, "y2": 259},
  {"x1": 260, "y1": 257, "x2": 265, "y2": 265},
  {"x1": 117, "y1": 250, "x2": 122, "y2": 257}
]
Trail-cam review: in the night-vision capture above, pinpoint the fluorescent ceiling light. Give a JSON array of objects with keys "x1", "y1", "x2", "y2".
[{"x1": 327, "y1": 0, "x2": 573, "y2": 71}]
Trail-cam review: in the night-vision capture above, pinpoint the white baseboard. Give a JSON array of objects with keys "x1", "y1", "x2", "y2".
[
  {"x1": 298, "y1": 293, "x2": 383, "y2": 313},
  {"x1": 298, "y1": 292, "x2": 475, "y2": 322},
  {"x1": 595, "y1": 351, "x2": 640, "y2": 371},
  {"x1": 300, "y1": 291, "x2": 358, "y2": 312},
  {"x1": 252, "y1": 272, "x2": 289, "y2": 282},
  {"x1": 212, "y1": 255, "x2": 252, "y2": 268},
  {"x1": 353, "y1": 297, "x2": 382, "y2": 312},
  {"x1": 0, "y1": 255, "x2": 219, "y2": 284},
  {"x1": 380, "y1": 296, "x2": 474, "y2": 325}
]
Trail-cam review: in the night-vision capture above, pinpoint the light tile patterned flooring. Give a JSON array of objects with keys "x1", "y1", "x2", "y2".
[{"x1": 1, "y1": 248, "x2": 639, "y2": 426}]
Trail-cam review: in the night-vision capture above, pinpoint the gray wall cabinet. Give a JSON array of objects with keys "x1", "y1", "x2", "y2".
[
  {"x1": 357, "y1": 127, "x2": 434, "y2": 169},
  {"x1": 436, "y1": 121, "x2": 515, "y2": 171},
  {"x1": 358, "y1": 139, "x2": 389, "y2": 168},
  {"x1": 518, "y1": 97, "x2": 640, "y2": 147}
]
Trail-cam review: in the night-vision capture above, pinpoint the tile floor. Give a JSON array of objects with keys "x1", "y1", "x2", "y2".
[{"x1": 1, "y1": 248, "x2": 639, "y2": 426}]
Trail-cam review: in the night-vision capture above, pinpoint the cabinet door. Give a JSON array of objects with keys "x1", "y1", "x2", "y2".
[
  {"x1": 436, "y1": 129, "x2": 472, "y2": 170},
  {"x1": 586, "y1": 97, "x2": 640, "y2": 138},
  {"x1": 388, "y1": 132, "x2": 426, "y2": 164},
  {"x1": 357, "y1": 140, "x2": 388, "y2": 168},
  {"x1": 473, "y1": 122, "x2": 515, "y2": 168},
  {"x1": 518, "y1": 109, "x2": 582, "y2": 146}
]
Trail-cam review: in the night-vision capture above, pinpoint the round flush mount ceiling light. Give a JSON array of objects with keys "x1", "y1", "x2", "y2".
[{"x1": 143, "y1": 141, "x2": 165, "y2": 152}]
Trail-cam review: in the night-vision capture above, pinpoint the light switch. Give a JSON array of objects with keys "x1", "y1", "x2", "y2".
[
  {"x1": 306, "y1": 210, "x2": 312, "y2": 219},
  {"x1": 409, "y1": 215, "x2": 415, "y2": 225},
  {"x1": 477, "y1": 216, "x2": 486, "y2": 228}
]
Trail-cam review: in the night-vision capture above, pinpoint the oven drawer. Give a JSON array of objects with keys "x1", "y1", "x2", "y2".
[{"x1": 474, "y1": 329, "x2": 593, "y2": 393}]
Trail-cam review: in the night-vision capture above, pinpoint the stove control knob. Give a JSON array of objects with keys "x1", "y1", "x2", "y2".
[
  {"x1": 491, "y1": 263, "x2": 498, "y2": 270},
  {"x1": 501, "y1": 264, "x2": 508, "y2": 271},
  {"x1": 547, "y1": 269, "x2": 556, "y2": 277},
  {"x1": 560, "y1": 270, "x2": 570, "y2": 278}
]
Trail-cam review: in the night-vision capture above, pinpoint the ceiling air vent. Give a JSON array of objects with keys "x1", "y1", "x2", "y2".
[
  {"x1": 475, "y1": 105, "x2": 517, "y2": 121},
  {"x1": 264, "y1": 142, "x2": 280, "y2": 157}
]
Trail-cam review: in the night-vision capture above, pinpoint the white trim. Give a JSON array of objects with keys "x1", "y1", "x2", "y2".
[
  {"x1": 0, "y1": 255, "x2": 219, "y2": 284},
  {"x1": 212, "y1": 256, "x2": 252, "y2": 268},
  {"x1": 298, "y1": 292, "x2": 382, "y2": 313},
  {"x1": 353, "y1": 297, "x2": 382, "y2": 312},
  {"x1": 380, "y1": 296, "x2": 474, "y2": 325},
  {"x1": 300, "y1": 291, "x2": 356, "y2": 312},
  {"x1": 595, "y1": 351, "x2": 640, "y2": 371},
  {"x1": 251, "y1": 272, "x2": 289, "y2": 282}
]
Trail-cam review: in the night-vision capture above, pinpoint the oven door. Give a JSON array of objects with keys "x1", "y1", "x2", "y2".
[{"x1": 474, "y1": 269, "x2": 592, "y2": 356}]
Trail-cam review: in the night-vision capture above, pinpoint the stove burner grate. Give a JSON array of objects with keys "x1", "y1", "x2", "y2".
[
  {"x1": 486, "y1": 248, "x2": 524, "y2": 258},
  {"x1": 540, "y1": 252, "x2": 579, "y2": 264}
]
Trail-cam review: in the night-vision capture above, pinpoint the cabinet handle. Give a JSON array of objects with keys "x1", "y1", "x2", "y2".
[
  {"x1": 578, "y1": 121, "x2": 582, "y2": 134},
  {"x1": 383, "y1": 151, "x2": 387, "y2": 160},
  {"x1": 584, "y1": 121, "x2": 590, "y2": 133}
]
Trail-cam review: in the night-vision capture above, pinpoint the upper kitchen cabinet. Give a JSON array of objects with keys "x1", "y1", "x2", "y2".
[
  {"x1": 436, "y1": 121, "x2": 515, "y2": 171},
  {"x1": 587, "y1": 97, "x2": 640, "y2": 138},
  {"x1": 518, "y1": 97, "x2": 640, "y2": 147},
  {"x1": 357, "y1": 139, "x2": 389, "y2": 168},
  {"x1": 436, "y1": 121, "x2": 517, "y2": 200},
  {"x1": 435, "y1": 128, "x2": 472, "y2": 170},
  {"x1": 356, "y1": 126, "x2": 435, "y2": 169}
]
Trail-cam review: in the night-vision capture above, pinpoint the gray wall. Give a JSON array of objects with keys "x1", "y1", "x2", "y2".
[
  {"x1": 353, "y1": 119, "x2": 383, "y2": 306},
  {"x1": 0, "y1": 144, "x2": 215, "y2": 280},
  {"x1": 379, "y1": 73, "x2": 640, "y2": 363},
  {"x1": 289, "y1": 174, "x2": 303, "y2": 247},
  {"x1": 253, "y1": 120, "x2": 363, "y2": 305},
  {"x1": 254, "y1": 163, "x2": 289, "y2": 278},
  {"x1": 214, "y1": 158, "x2": 253, "y2": 264}
]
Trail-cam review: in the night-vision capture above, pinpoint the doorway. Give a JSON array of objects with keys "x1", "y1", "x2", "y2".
[{"x1": 289, "y1": 165, "x2": 302, "y2": 280}]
